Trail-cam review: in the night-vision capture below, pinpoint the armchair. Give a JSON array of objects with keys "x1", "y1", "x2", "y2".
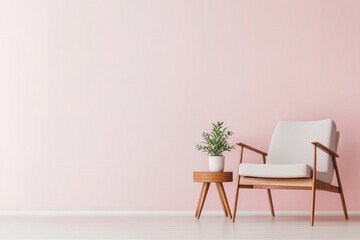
[{"x1": 232, "y1": 119, "x2": 348, "y2": 226}]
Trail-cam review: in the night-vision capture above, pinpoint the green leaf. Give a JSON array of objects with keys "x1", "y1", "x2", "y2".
[{"x1": 195, "y1": 121, "x2": 235, "y2": 156}]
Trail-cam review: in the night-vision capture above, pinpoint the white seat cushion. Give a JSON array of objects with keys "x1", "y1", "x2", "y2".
[{"x1": 239, "y1": 163, "x2": 312, "y2": 178}]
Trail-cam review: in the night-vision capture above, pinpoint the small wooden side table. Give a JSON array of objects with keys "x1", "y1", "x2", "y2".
[{"x1": 193, "y1": 171, "x2": 233, "y2": 219}]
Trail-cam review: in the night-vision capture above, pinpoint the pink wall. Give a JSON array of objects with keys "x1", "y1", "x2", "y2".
[{"x1": 0, "y1": 0, "x2": 359, "y2": 211}]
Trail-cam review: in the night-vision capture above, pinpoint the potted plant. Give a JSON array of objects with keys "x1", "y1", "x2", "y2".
[{"x1": 196, "y1": 121, "x2": 235, "y2": 172}]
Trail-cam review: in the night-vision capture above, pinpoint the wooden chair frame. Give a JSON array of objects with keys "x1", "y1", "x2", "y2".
[{"x1": 232, "y1": 142, "x2": 348, "y2": 226}]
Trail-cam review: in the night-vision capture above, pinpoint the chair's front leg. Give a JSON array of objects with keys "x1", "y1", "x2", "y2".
[
  {"x1": 311, "y1": 183, "x2": 316, "y2": 226},
  {"x1": 311, "y1": 145, "x2": 317, "y2": 226},
  {"x1": 232, "y1": 146, "x2": 243, "y2": 222},
  {"x1": 232, "y1": 176, "x2": 240, "y2": 222}
]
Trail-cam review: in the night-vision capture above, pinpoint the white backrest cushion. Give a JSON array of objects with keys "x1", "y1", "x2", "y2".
[{"x1": 266, "y1": 119, "x2": 338, "y2": 183}]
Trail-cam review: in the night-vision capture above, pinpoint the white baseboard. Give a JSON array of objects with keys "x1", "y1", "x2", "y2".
[{"x1": 0, "y1": 210, "x2": 358, "y2": 216}]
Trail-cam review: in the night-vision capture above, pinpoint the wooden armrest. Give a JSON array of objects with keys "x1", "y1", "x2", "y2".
[
  {"x1": 236, "y1": 142, "x2": 267, "y2": 156},
  {"x1": 312, "y1": 142, "x2": 339, "y2": 158}
]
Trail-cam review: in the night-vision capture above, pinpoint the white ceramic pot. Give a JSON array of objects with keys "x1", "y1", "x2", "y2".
[{"x1": 208, "y1": 156, "x2": 225, "y2": 172}]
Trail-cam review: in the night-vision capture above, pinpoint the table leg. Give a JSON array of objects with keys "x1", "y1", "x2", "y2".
[
  {"x1": 218, "y1": 182, "x2": 232, "y2": 219},
  {"x1": 216, "y1": 183, "x2": 228, "y2": 217},
  {"x1": 195, "y1": 183, "x2": 206, "y2": 217},
  {"x1": 197, "y1": 182, "x2": 210, "y2": 219}
]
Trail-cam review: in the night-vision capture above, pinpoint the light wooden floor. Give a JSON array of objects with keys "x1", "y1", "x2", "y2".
[{"x1": 0, "y1": 212, "x2": 359, "y2": 239}]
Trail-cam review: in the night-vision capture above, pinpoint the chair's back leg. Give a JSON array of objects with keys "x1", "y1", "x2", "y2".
[
  {"x1": 266, "y1": 189, "x2": 275, "y2": 217},
  {"x1": 262, "y1": 155, "x2": 275, "y2": 217},
  {"x1": 339, "y1": 188, "x2": 348, "y2": 220},
  {"x1": 332, "y1": 156, "x2": 349, "y2": 220}
]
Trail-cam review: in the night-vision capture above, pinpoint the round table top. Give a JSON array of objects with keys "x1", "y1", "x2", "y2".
[{"x1": 193, "y1": 171, "x2": 233, "y2": 183}]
